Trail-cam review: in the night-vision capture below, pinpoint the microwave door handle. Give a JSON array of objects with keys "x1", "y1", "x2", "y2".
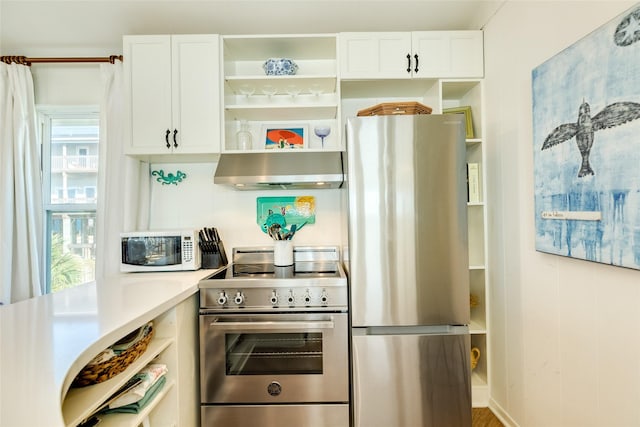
[{"x1": 208, "y1": 320, "x2": 334, "y2": 330}]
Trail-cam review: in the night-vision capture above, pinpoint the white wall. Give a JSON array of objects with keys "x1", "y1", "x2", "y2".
[
  {"x1": 32, "y1": 64, "x2": 102, "y2": 106},
  {"x1": 147, "y1": 161, "x2": 348, "y2": 252},
  {"x1": 483, "y1": 2, "x2": 639, "y2": 426},
  {"x1": 27, "y1": 46, "x2": 115, "y2": 106}
]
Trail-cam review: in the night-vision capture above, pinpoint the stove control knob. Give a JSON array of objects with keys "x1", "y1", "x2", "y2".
[
  {"x1": 270, "y1": 291, "x2": 279, "y2": 306},
  {"x1": 320, "y1": 290, "x2": 329, "y2": 305},
  {"x1": 287, "y1": 290, "x2": 295, "y2": 305},
  {"x1": 234, "y1": 291, "x2": 245, "y2": 305},
  {"x1": 267, "y1": 381, "x2": 282, "y2": 396},
  {"x1": 217, "y1": 291, "x2": 228, "y2": 306},
  {"x1": 304, "y1": 290, "x2": 312, "y2": 305}
]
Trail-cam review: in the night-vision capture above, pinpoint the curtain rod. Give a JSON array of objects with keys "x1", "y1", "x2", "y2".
[{"x1": 0, "y1": 55, "x2": 123, "y2": 66}]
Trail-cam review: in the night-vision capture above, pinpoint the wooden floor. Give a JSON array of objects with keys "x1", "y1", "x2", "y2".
[{"x1": 472, "y1": 407, "x2": 504, "y2": 427}]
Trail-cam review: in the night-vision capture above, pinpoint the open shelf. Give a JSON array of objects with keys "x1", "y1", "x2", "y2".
[
  {"x1": 62, "y1": 338, "x2": 173, "y2": 427},
  {"x1": 97, "y1": 380, "x2": 175, "y2": 427},
  {"x1": 225, "y1": 103, "x2": 338, "y2": 121},
  {"x1": 222, "y1": 34, "x2": 341, "y2": 152},
  {"x1": 226, "y1": 75, "x2": 337, "y2": 93}
]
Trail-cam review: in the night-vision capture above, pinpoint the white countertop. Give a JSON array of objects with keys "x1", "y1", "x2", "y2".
[{"x1": 0, "y1": 269, "x2": 213, "y2": 427}]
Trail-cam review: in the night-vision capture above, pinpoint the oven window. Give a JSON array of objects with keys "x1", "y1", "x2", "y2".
[{"x1": 225, "y1": 332, "x2": 323, "y2": 375}]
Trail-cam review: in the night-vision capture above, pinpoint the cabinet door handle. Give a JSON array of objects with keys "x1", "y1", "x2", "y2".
[
  {"x1": 406, "y1": 54, "x2": 411, "y2": 73},
  {"x1": 173, "y1": 129, "x2": 178, "y2": 148},
  {"x1": 414, "y1": 54, "x2": 419, "y2": 73},
  {"x1": 165, "y1": 129, "x2": 171, "y2": 149}
]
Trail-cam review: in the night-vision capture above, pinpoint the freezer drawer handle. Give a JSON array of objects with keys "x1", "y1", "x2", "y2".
[{"x1": 209, "y1": 320, "x2": 334, "y2": 330}]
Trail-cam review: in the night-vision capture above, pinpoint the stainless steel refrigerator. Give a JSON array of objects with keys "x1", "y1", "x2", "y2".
[{"x1": 346, "y1": 114, "x2": 471, "y2": 427}]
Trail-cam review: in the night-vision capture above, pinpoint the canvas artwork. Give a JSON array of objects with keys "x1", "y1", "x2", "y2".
[
  {"x1": 532, "y1": 4, "x2": 640, "y2": 269},
  {"x1": 263, "y1": 125, "x2": 307, "y2": 149}
]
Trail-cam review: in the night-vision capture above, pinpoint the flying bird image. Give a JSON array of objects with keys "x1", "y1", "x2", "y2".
[
  {"x1": 614, "y1": 6, "x2": 640, "y2": 46},
  {"x1": 541, "y1": 100, "x2": 640, "y2": 177}
]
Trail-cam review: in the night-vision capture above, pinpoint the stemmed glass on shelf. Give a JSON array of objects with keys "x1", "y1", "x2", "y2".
[{"x1": 314, "y1": 126, "x2": 331, "y2": 148}]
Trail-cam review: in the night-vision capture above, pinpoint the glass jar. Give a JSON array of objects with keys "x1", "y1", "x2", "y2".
[{"x1": 236, "y1": 120, "x2": 252, "y2": 150}]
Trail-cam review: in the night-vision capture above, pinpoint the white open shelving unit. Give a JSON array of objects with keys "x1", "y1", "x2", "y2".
[
  {"x1": 61, "y1": 295, "x2": 198, "y2": 427},
  {"x1": 221, "y1": 34, "x2": 342, "y2": 152},
  {"x1": 62, "y1": 338, "x2": 173, "y2": 427},
  {"x1": 441, "y1": 79, "x2": 490, "y2": 407}
]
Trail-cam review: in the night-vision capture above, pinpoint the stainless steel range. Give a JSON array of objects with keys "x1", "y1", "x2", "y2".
[{"x1": 198, "y1": 246, "x2": 349, "y2": 427}]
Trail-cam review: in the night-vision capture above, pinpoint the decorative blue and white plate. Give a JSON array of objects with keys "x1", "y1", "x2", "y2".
[{"x1": 263, "y1": 58, "x2": 298, "y2": 76}]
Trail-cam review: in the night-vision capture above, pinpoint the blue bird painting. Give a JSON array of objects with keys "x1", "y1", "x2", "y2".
[
  {"x1": 541, "y1": 101, "x2": 640, "y2": 177},
  {"x1": 532, "y1": 4, "x2": 640, "y2": 269}
]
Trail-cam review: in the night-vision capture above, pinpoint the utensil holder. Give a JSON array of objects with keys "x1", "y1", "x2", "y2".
[{"x1": 273, "y1": 240, "x2": 294, "y2": 266}]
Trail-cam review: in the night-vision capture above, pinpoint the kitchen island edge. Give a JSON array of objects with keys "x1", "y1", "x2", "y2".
[{"x1": 0, "y1": 269, "x2": 215, "y2": 427}]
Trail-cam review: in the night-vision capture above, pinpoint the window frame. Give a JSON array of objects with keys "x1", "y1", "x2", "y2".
[{"x1": 38, "y1": 106, "x2": 100, "y2": 293}]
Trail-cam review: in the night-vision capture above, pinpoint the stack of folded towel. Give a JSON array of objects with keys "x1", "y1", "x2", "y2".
[{"x1": 98, "y1": 363, "x2": 168, "y2": 415}]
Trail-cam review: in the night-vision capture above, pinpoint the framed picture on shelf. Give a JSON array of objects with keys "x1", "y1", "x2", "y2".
[
  {"x1": 262, "y1": 125, "x2": 308, "y2": 149},
  {"x1": 443, "y1": 106, "x2": 474, "y2": 139}
]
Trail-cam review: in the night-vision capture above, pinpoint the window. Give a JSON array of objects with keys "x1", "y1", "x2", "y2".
[{"x1": 40, "y1": 108, "x2": 99, "y2": 292}]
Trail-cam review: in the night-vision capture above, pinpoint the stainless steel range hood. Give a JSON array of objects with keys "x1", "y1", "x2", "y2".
[{"x1": 214, "y1": 151, "x2": 345, "y2": 190}]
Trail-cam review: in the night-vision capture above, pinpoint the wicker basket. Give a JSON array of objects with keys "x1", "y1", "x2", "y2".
[
  {"x1": 71, "y1": 323, "x2": 154, "y2": 388},
  {"x1": 357, "y1": 101, "x2": 433, "y2": 116}
]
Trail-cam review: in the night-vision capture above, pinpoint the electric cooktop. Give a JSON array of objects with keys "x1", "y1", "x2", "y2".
[{"x1": 198, "y1": 246, "x2": 348, "y2": 311}]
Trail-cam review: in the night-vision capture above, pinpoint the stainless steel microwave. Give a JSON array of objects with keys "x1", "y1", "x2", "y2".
[{"x1": 120, "y1": 230, "x2": 201, "y2": 272}]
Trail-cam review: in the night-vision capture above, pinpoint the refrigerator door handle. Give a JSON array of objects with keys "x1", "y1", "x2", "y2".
[{"x1": 352, "y1": 338, "x2": 361, "y2": 427}]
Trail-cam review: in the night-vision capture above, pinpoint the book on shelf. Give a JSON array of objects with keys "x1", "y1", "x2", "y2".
[{"x1": 467, "y1": 162, "x2": 480, "y2": 203}]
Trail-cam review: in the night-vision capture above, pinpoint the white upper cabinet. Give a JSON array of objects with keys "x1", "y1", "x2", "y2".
[
  {"x1": 339, "y1": 31, "x2": 483, "y2": 80},
  {"x1": 412, "y1": 31, "x2": 484, "y2": 78},
  {"x1": 123, "y1": 35, "x2": 221, "y2": 157},
  {"x1": 339, "y1": 32, "x2": 412, "y2": 79}
]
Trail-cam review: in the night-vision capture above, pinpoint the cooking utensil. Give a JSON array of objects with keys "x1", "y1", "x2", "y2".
[
  {"x1": 268, "y1": 223, "x2": 283, "y2": 240},
  {"x1": 281, "y1": 223, "x2": 297, "y2": 240}
]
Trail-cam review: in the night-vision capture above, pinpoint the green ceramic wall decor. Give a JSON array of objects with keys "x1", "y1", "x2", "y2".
[
  {"x1": 151, "y1": 169, "x2": 187, "y2": 185},
  {"x1": 257, "y1": 196, "x2": 316, "y2": 234}
]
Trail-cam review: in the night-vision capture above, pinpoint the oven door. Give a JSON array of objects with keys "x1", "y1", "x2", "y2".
[{"x1": 199, "y1": 312, "x2": 348, "y2": 404}]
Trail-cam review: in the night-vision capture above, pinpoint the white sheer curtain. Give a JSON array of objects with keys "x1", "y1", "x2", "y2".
[
  {"x1": 96, "y1": 61, "x2": 150, "y2": 279},
  {"x1": 0, "y1": 63, "x2": 44, "y2": 304}
]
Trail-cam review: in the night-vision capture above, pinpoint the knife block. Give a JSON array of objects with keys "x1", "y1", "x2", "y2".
[
  {"x1": 201, "y1": 252, "x2": 223, "y2": 269},
  {"x1": 200, "y1": 241, "x2": 228, "y2": 269}
]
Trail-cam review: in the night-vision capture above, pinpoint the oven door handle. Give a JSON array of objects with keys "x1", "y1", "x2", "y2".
[{"x1": 208, "y1": 320, "x2": 334, "y2": 330}]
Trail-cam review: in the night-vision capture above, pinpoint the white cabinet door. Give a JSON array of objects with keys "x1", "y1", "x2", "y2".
[
  {"x1": 413, "y1": 31, "x2": 484, "y2": 78},
  {"x1": 339, "y1": 31, "x2": 484, "y2": 80},
  {"x1": 171, "y1": 35, "x2": 221, "y2": 154},
  {"x1": 339, "y1": 32, "x2": 412, "y2": 79},
  {"x1": 124, "y1": 35, "x2": 173, "y2": 155},
  {"x1": 124, "y1": 34, "x2": 221, "y2": 156}
]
